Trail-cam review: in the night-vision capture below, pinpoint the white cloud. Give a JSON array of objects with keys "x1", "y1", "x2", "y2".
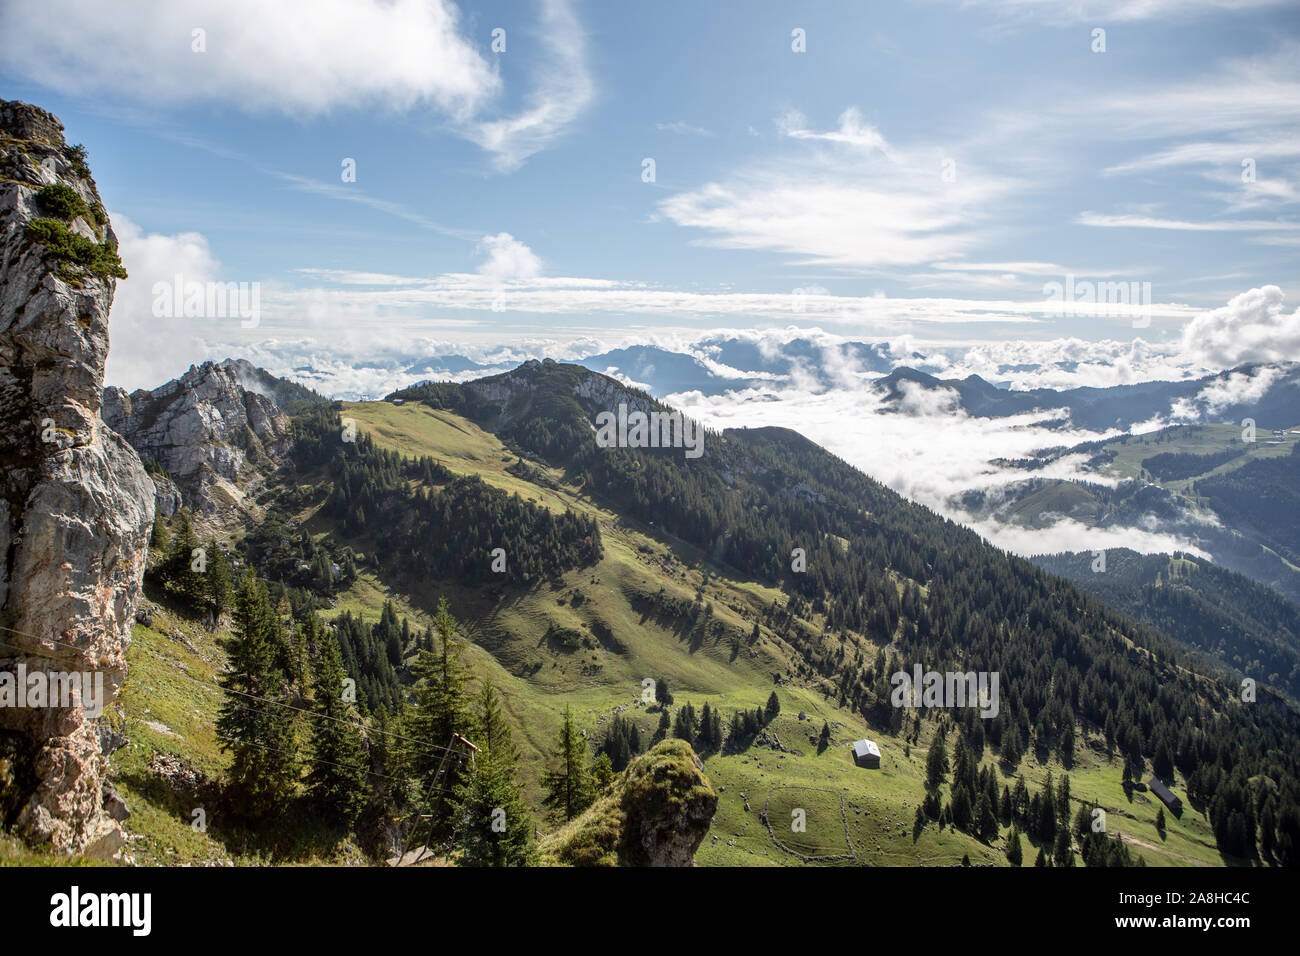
[
  {"x1": 0, "y1": 0, "x2": 592, "y2": 171},
  {"x1": 657, "y1": 121, "x2": 713, "y2": 137},
  {"x1": 666, "y1": 374, "x2": 1212, "y2": 559},
  {"x1": 1180, "y1": 285, "x2": 1300, "y2": 366},
  {"x1": 1078, "y1": 212, "x2": 1300, "y2": 232},
  {"x1": 1171, "y1": 364, "x2": 1288, "y2": 420},
  {"x1": 476, "y1": 233, "x2": 542, "y2": 280},
  {"x1": 941, "y1": 0, "x2": 1292, "y2": 25},
  {"x1": 657, "y1": 113, "x2": 1011, "y2": 271},
  {"x1": 259, "y1": 271, "x2": 1210, "y2": 332},
  {"x1": 0, "y1": 0, "x2": 497, "y2": 117},
  {"x1": 1103, "y1": 137, "x2": 1300, "y2": 176},
  {"x1": 973, "y1": 516, "x2": 1209, "y2": 560},
  {"x1": 931, "y1": 260, "x2": 1078, "y2": 276},
  {"x1": 893, "y1": 379, "x2": 963, "y2": 417},
  {"x1": 458, "y1": 0, "x2": 593, "y2": 171},
  {"x1": 105, "y1": 213, "x2": 227, "y2": 391},
  {"x1": 778, "y1": 107, "x2": 894, "y2": 157}
]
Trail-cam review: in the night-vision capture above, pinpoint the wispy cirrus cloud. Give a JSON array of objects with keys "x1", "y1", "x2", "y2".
[
  {"x1": 935, "y1": 0, "x2": 1293, "y2": 25},
  {"x1": 1102, "y1": 137, "x2": 1300, "y2": 176},
  {"x1": 656, "y1": 109, "x2": 1011, "y2": 272},
  {"x1": 458, "y1": 0, "x2": 593, "y2": 170},
  {"x1": 1077, "y1": 212, "x2": 1300, "y2": 231},
  {"x1": 281, "y1": 267, "x2": 1201, "y2": 329},
  {"x1": 657, "y1": 121, "x2": 713, "y2": 137}
]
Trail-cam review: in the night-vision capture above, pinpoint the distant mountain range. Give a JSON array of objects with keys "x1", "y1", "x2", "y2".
[{"x1": 873, "y1": 362, "x2": 1300, "y2": 431}]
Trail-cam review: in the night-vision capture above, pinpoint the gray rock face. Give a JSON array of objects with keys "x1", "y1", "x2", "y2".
[
  {"x1": 103, "y1": 359, "x2": 291, "y2": 525},
  {"x1": 0, "y1": 100, "x2": 154, "y2": 856}
]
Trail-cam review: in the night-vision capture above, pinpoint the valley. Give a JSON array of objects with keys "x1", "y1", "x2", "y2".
[{"x1": 83, "y1": 362, "x2": 1292, "y2": 868}]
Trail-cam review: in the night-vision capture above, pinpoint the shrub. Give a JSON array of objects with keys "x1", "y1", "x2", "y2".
[
  {"x1": 25, "y1": 217, "x2": 127, "y2": 279},
  {"x1": 33, "y1": 183, "x2": 88, "y2": 221},
  {"x1": 64, "y1": 143, "x2": 91, "y2": 178}
]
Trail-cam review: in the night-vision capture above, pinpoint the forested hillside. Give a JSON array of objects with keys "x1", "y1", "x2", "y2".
[
  {"x1": 965, "y1": 423, "x2": 1300, "y2": 605},
  {"x1": 1193, "y1": 442, "x2": 1300, "y2": 568},
  {"x1": 381, "y1": 361, "x2": 1300, "y2": 864},
  {"x1": 1033, "y1": 549, "x2": 1300, "y2": 704},
  {"x1": 80, "y1": 360, "x2": 1300, "y2": 868}
]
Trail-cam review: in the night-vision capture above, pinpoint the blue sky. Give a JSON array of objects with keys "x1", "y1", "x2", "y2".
[{"x1": 2, "y1": 0, "x2": 1298, "y2": 391}]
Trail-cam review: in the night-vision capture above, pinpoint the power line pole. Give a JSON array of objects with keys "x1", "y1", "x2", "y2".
[{"x1": 397, "y1": 732, "x2": 477, "y2": 866}]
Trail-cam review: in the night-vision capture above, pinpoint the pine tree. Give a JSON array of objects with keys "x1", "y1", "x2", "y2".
[
  {"x1": 150, "y1": 512, "x2": 169, "y2": 551},
  {"x1": 204, "y1": 538, "x2": 233, "y2": 620},
  {"x1": 473, "y1": 679, "x2": 516, "y2": 765},
  {"x1": 1006, "y1": 826, "x2": 1023, "y2": 865},
  {"x1": 541, "y1": 704, "x2": 595, "y2": 822},
  {"x1": 1037, "y1": 775, "x2": 1057, "y2": 842},
  {"x1": 1012, "y1": 775, "x2": 1030, "y2": 821},
  {"x1": 651, "y1": 708, "x2": 671, "y2": 745},
  {"x1": 306, "y1": 619, "x2": 367, "y2": 826},
  {"x1": 697, "y1": 702, "x2": 714, "y2": 751},
  {"x1": 406, "y1": 597, "x2": 472, "y2": 837},
  {"x1": 1054, "y1": 825, "x2": 1075, "y2": 867},
  {"x1": 1057, "y1": 773, "x2": 1071, "y2": 814},
  {"x1": 164, "y1": 510, "x2": 205, "y2": 609},
  {"x1": 216, "y1": 570, "x2": 299, "y2": 820},
  {"x1": 364, "y1": 704, "x2": 409, "y2": 827},
  {"x1": 590, "y1": 752, "x2": 615, "y2": 793},
  {"x1": 674, "y1": 701, "x2": 698, "y2": 742},
  {"x1": 999, "y1": 724, "x2": 1021, "y2": 768},
  {"x1": 654, "y1": 676, "x2": 673, "y2": 706},
  {"x1": 453, "y1": 681, "x2": 537, "y2": 866},
  {"x1": 952, "y1": 785, "x2": 973, "y2": 832},
  {"x1": 926, "y1": 730, "x2": 949, "y2": 790},
  {"x1": 765, "y1": 691, "x2": 781, "y2": 721},
  {"x1": 1156, "y1": 806, "x2": 1166, "y2": 840},
  {"x1": 976, "y1": 791, "x2": 999, "y2": 842},
  {"x1": 1073, "y1": 802, "x2": 1091, "y2": 839}
]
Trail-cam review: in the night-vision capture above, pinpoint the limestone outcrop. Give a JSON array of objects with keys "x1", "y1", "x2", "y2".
[
  {"x1": 541, "y1": 739, "x2": 717, "y2": 866},
  {"x1": 103, "y1": 359, "x2": 294, "y2": 525},
  {"x1": 0, "y1": 100, "x2": 154, "y2": 856}
]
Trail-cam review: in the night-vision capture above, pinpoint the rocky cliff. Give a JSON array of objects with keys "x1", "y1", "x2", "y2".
[
  {"x1": 541, "y1": 739, "x2": 717, "y2": 866},
  {"x1": 0, "y1": 100, "x2": 154, "y2": 856},
  {"x1": 103, "y1": 359, "x2": 297, "y2": 527}
]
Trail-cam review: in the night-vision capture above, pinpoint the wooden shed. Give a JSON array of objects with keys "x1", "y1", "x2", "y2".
[{"x1": 1146, "y1": 776, "x2": 1182, "y2": 813}]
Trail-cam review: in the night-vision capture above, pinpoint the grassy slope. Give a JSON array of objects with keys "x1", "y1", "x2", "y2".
[
  {"x1": 103, "y1": 594, "x2": 369, "y2": 865},
  {"x1": 110, "y1": 605, "x2": 231, "y2": 865},
  {"x1": 1101, "y1": 423, "x2": 1297, "y2": 491},
  {"x1": 323, "y1": 401, "x2": 1234, "y2": 867},
  {"x1": 21, "y1": 401, "x2": 1228, "y2": 866}
]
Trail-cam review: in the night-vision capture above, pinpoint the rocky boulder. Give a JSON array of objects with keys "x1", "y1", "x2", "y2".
[
  {"x1": 0, "y1": 100, "x2": 154, "y2": 857},
  {"x1": 541, "y1": 739, "x2": 717, "y2": 866}
]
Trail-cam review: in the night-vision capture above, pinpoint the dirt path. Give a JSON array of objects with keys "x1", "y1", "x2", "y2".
[{"x1": 1120, "y1": 831, "x2": 1210, "y2": 866}]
